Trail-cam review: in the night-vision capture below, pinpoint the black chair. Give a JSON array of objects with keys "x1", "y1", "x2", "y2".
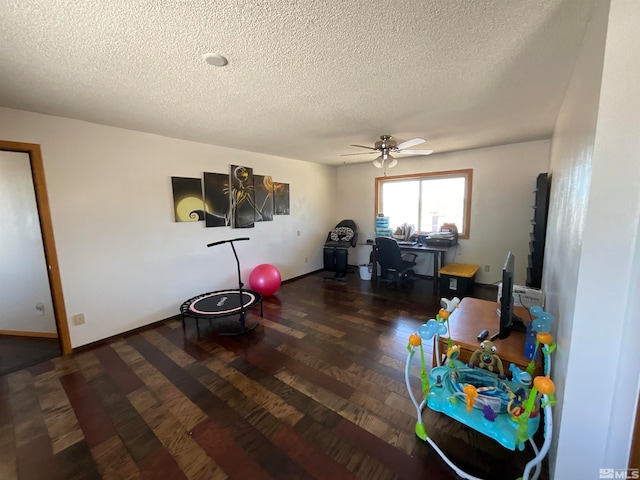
[
  {"x1": 323, "y1": 219, "x2": 358, "y2": 280},
  {"x1": 374, "y1": 237, "x2": 417, "y2": 288}
]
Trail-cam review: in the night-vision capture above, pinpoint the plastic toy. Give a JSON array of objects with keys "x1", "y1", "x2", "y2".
[
  {"x1": 405, "y1": 300, "x2": 556, "y2": 480},
  {"x1": 468, "y1": 340, "x2": 504, "y2": 375}
]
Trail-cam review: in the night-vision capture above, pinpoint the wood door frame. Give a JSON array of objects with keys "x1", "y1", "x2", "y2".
[
  {"x1": 631, "y1": 397, "x2": 640, "y2": 468},
  {"x1": 0, "y1": 140, "x2": 72, "y2": 355}
]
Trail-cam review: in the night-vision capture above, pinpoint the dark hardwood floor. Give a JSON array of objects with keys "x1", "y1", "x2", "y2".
[
  {"x1": 0, "y1": 335, "x2": 61, "y2": 377},
  {"x1": 0, "y1": 271, "x2": 548, "y2": 479}
]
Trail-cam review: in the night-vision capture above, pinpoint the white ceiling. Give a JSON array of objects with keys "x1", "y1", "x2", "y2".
[{"x1": 0, "y1": 0, "x2": 594, "y2": 166}]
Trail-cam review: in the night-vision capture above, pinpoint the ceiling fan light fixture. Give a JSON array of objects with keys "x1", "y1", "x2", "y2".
[
  {"x1": 348, "y1": 135, "x2": 431, "y2": 167},
  {"x1": 372, "y1": 153, "x2": 397, "y2": 169}
]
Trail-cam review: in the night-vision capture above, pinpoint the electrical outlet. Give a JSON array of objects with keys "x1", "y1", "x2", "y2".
[
  {"x1": 72, "y1": 313, "x2": 85, "y2": 325},
  {"x1": 484, "y1": 265, "x2": 490, "y2": 272}
]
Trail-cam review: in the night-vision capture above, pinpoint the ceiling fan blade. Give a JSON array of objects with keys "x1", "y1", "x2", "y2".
[
  {"x1": 340, "y1": 151, "x2": 378, "y2": 156},
  {"x1": 350, "y1": 144, "x2": 378, "y2": 150},
  {"x1": 396, "y1": 137, "x2": 426, "y2": 149},
  {"x1": 394, "y1": 149, "x2": 434, "y2": 155}
]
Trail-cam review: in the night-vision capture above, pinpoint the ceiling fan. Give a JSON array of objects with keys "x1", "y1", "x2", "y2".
[{"x1": 341, "y1": 135, "x2": 434, "y2": 168}]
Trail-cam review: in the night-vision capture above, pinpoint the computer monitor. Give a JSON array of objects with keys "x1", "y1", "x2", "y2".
[{"x1": 492, "y1": 251, "x2": 527, "y2": 340}]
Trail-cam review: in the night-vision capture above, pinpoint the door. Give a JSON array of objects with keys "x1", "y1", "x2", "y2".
[
  {"x1": 0, "y1": 140, "x2": 71, "y2": 354},
  {"x1": 0, "y1": 151, "x2": 56, "y2": 335}
]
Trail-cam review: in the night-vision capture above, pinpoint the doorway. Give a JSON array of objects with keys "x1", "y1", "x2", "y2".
[{"x1": 0, "y1": 140, "x2": 71, "y2": 374}]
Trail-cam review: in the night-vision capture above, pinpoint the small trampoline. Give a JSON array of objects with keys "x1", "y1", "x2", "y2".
[{"x1": 181, "y1": 238, "x2": 263, "y2": 338}]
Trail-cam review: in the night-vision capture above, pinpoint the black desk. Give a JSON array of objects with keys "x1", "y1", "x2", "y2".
[{"x1": 364, "y1": 243, "x2": 451, "y2": 294}]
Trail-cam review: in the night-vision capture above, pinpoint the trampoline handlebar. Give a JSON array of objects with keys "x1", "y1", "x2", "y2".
[{"x1": 207, "y1": 237, "x2": 250, "y2": 247}]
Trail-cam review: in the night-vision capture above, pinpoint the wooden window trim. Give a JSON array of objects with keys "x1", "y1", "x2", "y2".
[{"x1": 374, "y1": 168, "x2": 473, "y2": 240}]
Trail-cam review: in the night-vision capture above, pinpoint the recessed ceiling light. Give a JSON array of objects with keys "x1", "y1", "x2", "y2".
[{"x1": 203, "y1": 52, "x2": 228, "y2": 67}]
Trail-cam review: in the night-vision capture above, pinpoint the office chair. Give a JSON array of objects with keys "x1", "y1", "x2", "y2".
[
  {"x1": 374, "y1": 237, "x2": 418, "y2": 288},
  {"x1": 323, "y1": 219, "x2": 358, "y2": 280}
]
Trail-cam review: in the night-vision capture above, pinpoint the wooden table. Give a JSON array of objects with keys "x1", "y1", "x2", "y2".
[{"x1": 432, "y1": 297, "x2": 543, "y2": 377}]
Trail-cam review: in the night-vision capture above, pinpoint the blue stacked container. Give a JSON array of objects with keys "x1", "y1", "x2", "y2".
[{"x1": 375, "y1": 215, "x2": 392, "y2": 237}]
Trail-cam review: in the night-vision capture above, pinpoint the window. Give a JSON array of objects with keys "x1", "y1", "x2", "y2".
[{"x1": 375, "y1": 169, "x2": 472, "y2": 239}]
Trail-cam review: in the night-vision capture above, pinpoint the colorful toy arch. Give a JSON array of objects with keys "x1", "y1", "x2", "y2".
[{"x1": 405, "y1": 300, "x2": 556, "y2": 480}]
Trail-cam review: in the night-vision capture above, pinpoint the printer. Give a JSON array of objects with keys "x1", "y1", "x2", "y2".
[{"x1": 424, "y1": 223, "x2": 459, "y2": 247}]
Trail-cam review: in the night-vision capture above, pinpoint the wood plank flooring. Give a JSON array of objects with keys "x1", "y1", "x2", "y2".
[
  {"x1": 0, "y1": 272, "x2": 548, "y2": 479},
  {"x1": 0, "y1": 336, "x2": 61, "y2": 376}
]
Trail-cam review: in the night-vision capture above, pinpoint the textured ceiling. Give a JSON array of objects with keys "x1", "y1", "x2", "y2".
[{"x1": 0, "y1": 0, "x2": 594, "y2": 165}]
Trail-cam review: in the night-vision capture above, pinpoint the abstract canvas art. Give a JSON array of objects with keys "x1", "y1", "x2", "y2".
[
  {"x1": 253, "y1": 174, "x2": 274, "y2": 222},
  {"x1": 202, "y1": 172, "x2": 231, "y2": 227},
  {"x1": 171, "y1": 177, "x2": 203, "y2": 222},
  {"x1": 274, "y1": 182, "x2": 290, "y2": 215},
  {"x1": 230, "y1": 165, "x2": 255, "y2": 228},
  {"x1": 172, "y1": 170, "x2": 290, "y2": 226}
]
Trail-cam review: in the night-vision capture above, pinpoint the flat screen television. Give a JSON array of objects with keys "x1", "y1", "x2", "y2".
[{"x1": 491, "y1": 251, "x2": 527, "y2": 340}]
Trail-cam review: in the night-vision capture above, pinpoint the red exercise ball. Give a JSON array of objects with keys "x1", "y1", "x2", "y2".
[{"x1": 249, "y1": 264, "x2": 282, "y2": 296}]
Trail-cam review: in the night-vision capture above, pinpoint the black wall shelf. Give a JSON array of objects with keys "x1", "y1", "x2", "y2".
[{"x1": 527, "y1": 172, "x2": 550, "y2": 288}]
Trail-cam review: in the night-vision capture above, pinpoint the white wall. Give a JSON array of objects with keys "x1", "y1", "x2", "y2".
[
  {"x1": 336, "y1": 140, "x2": 549, "y2": 286},
  {"x1": 0, "y1": 151, "x2": 56, "y2": 333},
  {"x1": 543, "y1": 1, "x2": 606, "y2": 475},
  {"x1": 0, "y1": 107, "x2": 337, "y2": 348},
  {"x1": 545, "y1": 0, "x2": 640, "y2": 477}
]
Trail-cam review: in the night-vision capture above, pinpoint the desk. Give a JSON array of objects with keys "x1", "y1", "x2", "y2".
[
  {"x1": 432, "y1": 297, "x2": 542, "y2": 377},
  {"x1": 365, "y1": 242, "x2": 450, "y2": 294}
]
